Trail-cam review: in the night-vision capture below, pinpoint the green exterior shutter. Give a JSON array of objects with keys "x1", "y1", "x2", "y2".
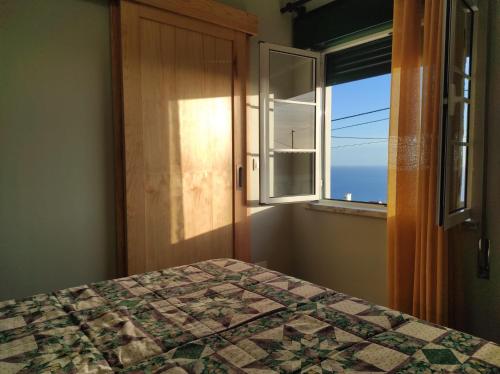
[{"x1": 325, "y1": 36, "x2": 392, "y2": 85}]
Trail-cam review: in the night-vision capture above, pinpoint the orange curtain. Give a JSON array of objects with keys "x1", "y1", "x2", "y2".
[{"x1": 387, "y1": 0, "x2": 448, "y2": 325}]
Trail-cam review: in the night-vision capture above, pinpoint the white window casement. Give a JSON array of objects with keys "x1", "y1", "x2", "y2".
[
  {"x1": 259, "y1": 31, "x2": 391, "y2": 211},
  {"x1": 438, "y1": 0, "x2": 486, "y2": 230},
  {"x1": 259, "y1": 43, "x2": 322, "y2": 204}
]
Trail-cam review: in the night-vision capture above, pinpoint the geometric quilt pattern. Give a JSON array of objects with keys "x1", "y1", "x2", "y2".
[{"x1": 0, "y1": 259, "x2": 499, "y2": 373}]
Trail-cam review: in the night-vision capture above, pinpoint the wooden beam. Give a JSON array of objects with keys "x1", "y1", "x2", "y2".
[{"x1": 129, "y1": 0, "x2": 258, "y2": 35}]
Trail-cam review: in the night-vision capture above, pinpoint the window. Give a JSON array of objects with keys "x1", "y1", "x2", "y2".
[
  {"x1": 438, "y1": 0, "x2": 478, "y2": 229},
  {"x1": 323, "y1": 36, "x2": 392, "y2": 205},
  {"x1": 259, "y1": 34, "x2": 391, "y2": 207},
  {"x1": 259, "y1": 43, "x2": 322, "y2": 204},
  {"x1": 260, "y1": 3, "x2": 482, "y2": 216}
]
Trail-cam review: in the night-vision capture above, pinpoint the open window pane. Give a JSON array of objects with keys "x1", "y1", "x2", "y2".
[
  {"x1": 270, "y1": 51, "x2": 315, "y2": 102},
  {"x1": 260, "y1": 43, "x2": 321, "y2": 204},
  {"x1": 273, "y1": 101, "x2": 315, "y2": 149},
  {"x1": 439, "y1": 0, "x2": 476, "y2": 228},
  {"x1": 271, "y1": 153, "x2": 315, "y2": 197}
]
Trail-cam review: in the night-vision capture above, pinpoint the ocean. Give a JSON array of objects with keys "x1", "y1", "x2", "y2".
[{"x1": 330, "y1": 166, "x2": 388, "y2": 204}]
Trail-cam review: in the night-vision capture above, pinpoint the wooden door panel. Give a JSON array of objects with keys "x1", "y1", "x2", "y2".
[{"x1": 122, "y1": 2, "x2": 235, "y2": 273}]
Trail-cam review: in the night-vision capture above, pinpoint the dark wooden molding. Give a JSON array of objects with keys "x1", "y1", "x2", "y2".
[{"x1": 110, "y1": 0, "x2": 127, "y2": 277}]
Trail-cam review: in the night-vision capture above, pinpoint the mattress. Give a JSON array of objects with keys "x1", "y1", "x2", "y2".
[{"x1": 0, "y1": 259, "x2": 499, "y2": 373}]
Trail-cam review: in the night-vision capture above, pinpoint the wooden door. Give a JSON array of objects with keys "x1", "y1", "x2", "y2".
[{"x1": 119, "y1": 1, "x2": 250, "y2": 274}]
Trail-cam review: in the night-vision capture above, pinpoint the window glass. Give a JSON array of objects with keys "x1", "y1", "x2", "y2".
[
  {"x1": 271, "y1": 153, "x2": 315, "y2": 197},
  {"x1": 327, "y1": 74, "x2": 391, "y2": 204},
  {"x1": 269, "y1": 51, "x2": 315, "y2": 102},
  {"x1": 449, "y1": 145, "x2": 468, "y2": 212},
  {"x1": 272, "y1": 101, "x2": 315, "y2": 149},
  {"x1": 450, "y1": 102, "x2": 469, "y2": 143}
]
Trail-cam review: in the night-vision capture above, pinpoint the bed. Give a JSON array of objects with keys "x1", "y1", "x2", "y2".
[{"x1": 1, "y1": 259, "x2": 499, "y2": 373}]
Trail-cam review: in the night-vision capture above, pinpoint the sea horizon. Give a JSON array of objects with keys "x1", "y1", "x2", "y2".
[{"x1": 330, "y1": 165, "x2": 388, "y2": 204}]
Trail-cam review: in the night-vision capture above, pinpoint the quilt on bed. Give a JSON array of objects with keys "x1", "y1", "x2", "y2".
[{"x1": 1, "y1": 259, "x2": 499, "y2": 373}]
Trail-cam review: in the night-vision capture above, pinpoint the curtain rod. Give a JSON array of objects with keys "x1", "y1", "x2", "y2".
[{"x1": 280, "y1": 0, "x2": 313, "y2": 15}]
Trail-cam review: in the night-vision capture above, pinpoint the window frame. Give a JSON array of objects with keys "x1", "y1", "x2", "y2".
[
  {"x1": 319, "y1": 29, "x2": 392, "y2": 209},
  {"x1": 259, "y1": 42, "x2": 323, "y2": 204},
  {"x1": 438, "y1": 0, "x2": 480, "y2": 229}
]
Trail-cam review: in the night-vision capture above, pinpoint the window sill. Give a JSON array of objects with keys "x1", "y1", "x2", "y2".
[{"x1": 305, "y1": 200, "x2": 387, "y2": 219}]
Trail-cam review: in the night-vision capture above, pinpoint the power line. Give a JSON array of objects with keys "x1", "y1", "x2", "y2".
[
  {"x1": 332, "y1": 140, "x2": 388, "y2": 149},
  {"x1": 332, "y1": 107, "x2": 390, "y2": 122},
  {"x1": 331, "y1": 136, "x2": 388, "y2": 140},
  {"x1": 332, "y1": 117, "x2": 389, "y2": 131},
  {"x1": 274, "y1": 139, "x2": 291, "y2": 148}
]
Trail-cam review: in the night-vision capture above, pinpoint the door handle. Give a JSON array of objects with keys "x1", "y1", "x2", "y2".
[{"x1": 236, "y1": 165, "x2": 244, "y2": 190}]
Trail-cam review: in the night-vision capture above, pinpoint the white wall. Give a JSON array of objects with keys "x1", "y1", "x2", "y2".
[
  {"x1": 292, "y1": 205, "x2": 388, "y2": 305},
  {"x1": 0, "y1": 0, "x2": 116, "y2": 299}
]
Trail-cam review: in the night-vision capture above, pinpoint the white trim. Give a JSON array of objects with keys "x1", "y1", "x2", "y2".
[
  {"x1": 266, "y1": 195, "x2": 320, "y2": 204},
  {"x1": 440, "y1": 0, "x2": 479, "y2": 229},
  {"x1": 307, "y1": 200, "x2": 387, "y2": 219},
  {"x1": 259, "y1": 42, "x2": 270, "y2": 202},
  {"x1": 262, "y1": 42, "x2": 321, "y2": 58},
  {"x1": 272, "y1": 149, "x2": 316, "y2": 153},
  {"x1": 273, "y1": 99, "x2": 317, "y2": 106},
  {"x1": 323, "y1": 87, "x2": 332, "y2": 199}
]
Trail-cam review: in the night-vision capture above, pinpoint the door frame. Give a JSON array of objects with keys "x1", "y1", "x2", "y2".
[{"x1": 110, "y1": 0, "x2": 256, "y2": 275}]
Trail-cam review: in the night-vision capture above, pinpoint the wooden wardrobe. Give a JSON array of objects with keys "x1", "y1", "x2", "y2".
[{"x1": 111, "y1": 0, "x2": 256, "y2": 275}]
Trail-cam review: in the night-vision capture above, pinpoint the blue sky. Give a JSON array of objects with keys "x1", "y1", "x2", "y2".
[{"x1": 330, "y1": 74, "x2": 391, "y2": 167}]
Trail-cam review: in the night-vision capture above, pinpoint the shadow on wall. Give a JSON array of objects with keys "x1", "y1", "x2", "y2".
[{"x1": 120, "y1": 203, "x2": 294, "y2": 277}]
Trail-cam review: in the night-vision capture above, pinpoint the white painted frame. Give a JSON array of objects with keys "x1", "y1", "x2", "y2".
[
  {"x1": 320, "y1": 29, "x2": 392, "y2": 208},
  {"x1": 439, "y1": 0, "x2": 480, "y2": 229},
  {"x1": 259, "y1": 42, "x2": 322, "y2": 204}
]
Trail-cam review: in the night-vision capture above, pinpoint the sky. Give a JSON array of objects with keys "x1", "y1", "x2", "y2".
[{"x1": 330, "y1": 73, "x2": 391, "y2": 167}]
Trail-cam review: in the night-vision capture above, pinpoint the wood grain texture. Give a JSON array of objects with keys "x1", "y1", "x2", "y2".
[
  {"x1": 121, "y1": 1, "x2": 147, "y2": 274},
  {"x1": 130, "y1": 0, "x2": 257, "y2": 35},
  {"x1": 120, "y1": 1, "x2": 249, "y2": 274}
]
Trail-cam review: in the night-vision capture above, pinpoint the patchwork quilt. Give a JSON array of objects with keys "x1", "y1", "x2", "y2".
[{"x1": 1, "y1": 259, "x2": 499, "y2": 373}]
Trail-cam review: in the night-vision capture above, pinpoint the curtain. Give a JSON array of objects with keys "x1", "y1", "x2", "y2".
[{"x1": 387, "y1": 0, "x2": 448, "y2": 325}]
